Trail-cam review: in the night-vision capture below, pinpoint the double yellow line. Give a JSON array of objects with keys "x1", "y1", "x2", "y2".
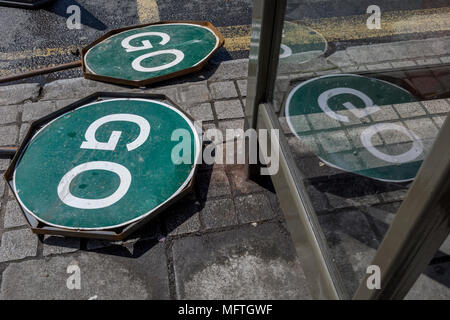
[
  {"x1": 1, "y1": 6, "x2": 449, "y2": 75},
  {"x1": 305, "y1": 6, "x2": 450, "y2": 42},
  {"x1": 221, "y1": 7, "x2": 450, "y2": 51}
]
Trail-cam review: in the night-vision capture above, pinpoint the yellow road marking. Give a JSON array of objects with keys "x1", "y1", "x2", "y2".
[
  {"x1": 221, "y1": 7, "x2": 450, "y2": 51},
  {"x1": 304, "y1": 6, "x2": 450, "y2": 42},
  {"x1": 0, "y1": 46, "x2": 80, "y2": 61},
  {"x1": 1, "y1": 7, "x2": 449, "y2": 74},
  {"x1": 136, "y1": 0, "x2": 159, "y2": 24}
]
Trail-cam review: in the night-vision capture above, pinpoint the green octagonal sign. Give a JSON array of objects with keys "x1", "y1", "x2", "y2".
[
  {"x1": 285, "y1": 74, "x2": 427, "y2": 182},
  {"x1": 13, "y1": 98, "x2": 200, "y2": 230},
  {"x1": 83, "y1": 22, "x2": 223, "y2": 86}
]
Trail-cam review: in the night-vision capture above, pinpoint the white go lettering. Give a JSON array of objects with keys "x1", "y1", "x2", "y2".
[
  {"x1": 361, "y1": 123, "x2": 423, "y2": 163},
  {"x1": 132, "y1": 49, "x2": 184, "y2": 73},
  {"x1": 121, "y1": 32, "x2": 170, "y2": 52},
  {"x1": 57, "y1": 161, "x2": 131, "y2": 209},
  {"x1": 80, "y1": 114, "x2": 150, "y2": 151},
  {"x1": 58, "y1": 112, "x2": 150, "y2": 209},
  {"x1": 279, "y1": 44, "x2": 293, "y2": 59},
  {"x1": 318, "y1": 88, "x2": 380, "y2": 122}
]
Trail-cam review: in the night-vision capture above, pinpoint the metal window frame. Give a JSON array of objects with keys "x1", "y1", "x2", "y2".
[{"x1": 245, "y1": 0, "x2": 450, "y2": 300}]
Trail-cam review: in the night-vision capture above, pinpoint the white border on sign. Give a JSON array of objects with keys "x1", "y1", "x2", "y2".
[
  {"x1": 84, "y1": 23, "x2": 220, "y2": 76},
  {"x1": 13, "y1": 98, "x2": 202, "y2": 231},
  {"x1": 284, "y1": 73, "x2": 419, "y2": 183}
]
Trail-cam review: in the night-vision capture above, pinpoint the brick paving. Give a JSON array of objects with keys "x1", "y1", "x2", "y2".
[{"x1": 0, "y1": 35, "x2": 449, "y2": 299}]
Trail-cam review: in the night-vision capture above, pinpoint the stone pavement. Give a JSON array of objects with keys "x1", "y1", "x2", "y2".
[
  {"x1": 0, "y1": 59, "x2": 312, "y2": 300},
  {"x1": 0, "y1": 34, "x2": 449, "y2": 299}
]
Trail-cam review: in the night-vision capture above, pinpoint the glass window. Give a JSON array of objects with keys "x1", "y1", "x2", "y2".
[{"x1": 273, "y1": 0, "x2": 450, "y2": 297}]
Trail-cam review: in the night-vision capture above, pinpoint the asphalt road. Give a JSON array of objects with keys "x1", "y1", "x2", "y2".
[{"x1": 0, "y1": 0, "x2": 449, "y2": 84}]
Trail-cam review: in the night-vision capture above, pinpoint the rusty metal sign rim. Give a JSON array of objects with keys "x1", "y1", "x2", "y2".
[
  {"x1": 3, "y1": 92, "x2": 202, "y2": 239},
  {"x1": 81, "y1": 21, "x2": 225, "y2": 87}
]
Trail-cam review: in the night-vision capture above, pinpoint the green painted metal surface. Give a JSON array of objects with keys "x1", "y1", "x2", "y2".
[
  {"x1": 285, "y1": 74, "x2": 424, "y2": 182},
  {"x1": 14, "y1": 98, "x2": 200, "y2": 230},
  {"x1": 84, "y1": 23, "x2": 219, "y2": 81}
]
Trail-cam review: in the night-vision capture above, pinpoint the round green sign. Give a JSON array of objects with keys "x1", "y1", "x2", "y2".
[
  {"x1": 279, "y1": 22, "x2": 327, "y2": 63},
  {"x1": 285, "y1": 74, "x2": 424, "y2": 182},
  {"x1": 84, "y1": 23, "x2": 220, "y2": 81},
  {"x1": 13, "y1": 98, "x2": 200, "y2": 230}
]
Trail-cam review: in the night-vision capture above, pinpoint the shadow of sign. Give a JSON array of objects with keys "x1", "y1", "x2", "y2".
[{"x1": 46, "y1": 0, "x2": 107, "y2": 31}]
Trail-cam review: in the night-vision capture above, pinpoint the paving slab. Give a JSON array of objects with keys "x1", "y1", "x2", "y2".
[
  {"x1": 0, "y1": 181, "x2": 5, "y2": 200},
  {"x1": 318, "y1": 210, "x2": 380, "y2": 296},
  {"x1": 196, "y1": 168, "x2": 232, "y2": 200},
  {"x1": 22, "y1": 100, "x2": 56, "y2": 122},
  {"x1": 218, "y1": 119, "x2": 245, "y2": 139},
  {"x1": 209, "y1": 59, "x2": 248, "y2": 81},
  {"x1": 0, "y1": 125, "x2": 18, "y2": 147},
  {"x1": 41, "y1": 78, "x2": 138, "y2": 101},
  {"x1": 43, "y1": 236, "x2": 81, "y2": 256},
  {"x1": 236, "y1": 79, "x2": 247, "y2": 97},
  {"x1": 172, "y1": 222, "x2": 312, "y2": 299},
  {"x1": 209, "y1": 81, "x2": 238, "y2": 99},
  {"x1": 178, "y1": 83, "x2": 210, "y2": 106},
  {"x1": 201, "y1": 198, "x2": 238, "y2": 229},
  {"x1": 0, "y1": 159, "x2": 9, "y2": 171},
  {"x1": 327, "y1": 51, "x2": 354, "y2": 67},
  {"x1": 187, "y1": 103, "x2": 214, "y2": 121},
  {"x1": 165, "y1": 195, "x2": 202, "y2": 236},
  {"x1": 227, "y1": 165, "x2": 268, "y2": 195},
  {"x1": 4, "y1": 200, "x2": 27, "y2": 228},
  {"x1": 0, "y1": 105, "x2": 18, "y2": 125},
  {"x1": 235, "y1": 193, "x2": 276, "y2": 223},
  {"x1": 406, "y1": 262, "x2": 450, "y2": 300},
  {"x1": 18, "y1": 122, "x2": 31, "y2": 144},
  {"x1": 0, "y1": 229, "x2": 38, "y2": 263},
  {"x1": 0, "y1": 241, "x2": 169, "y2": 300},
  {"x1": 214, "y1": 99, "x2": 244, "y2": 119}
]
